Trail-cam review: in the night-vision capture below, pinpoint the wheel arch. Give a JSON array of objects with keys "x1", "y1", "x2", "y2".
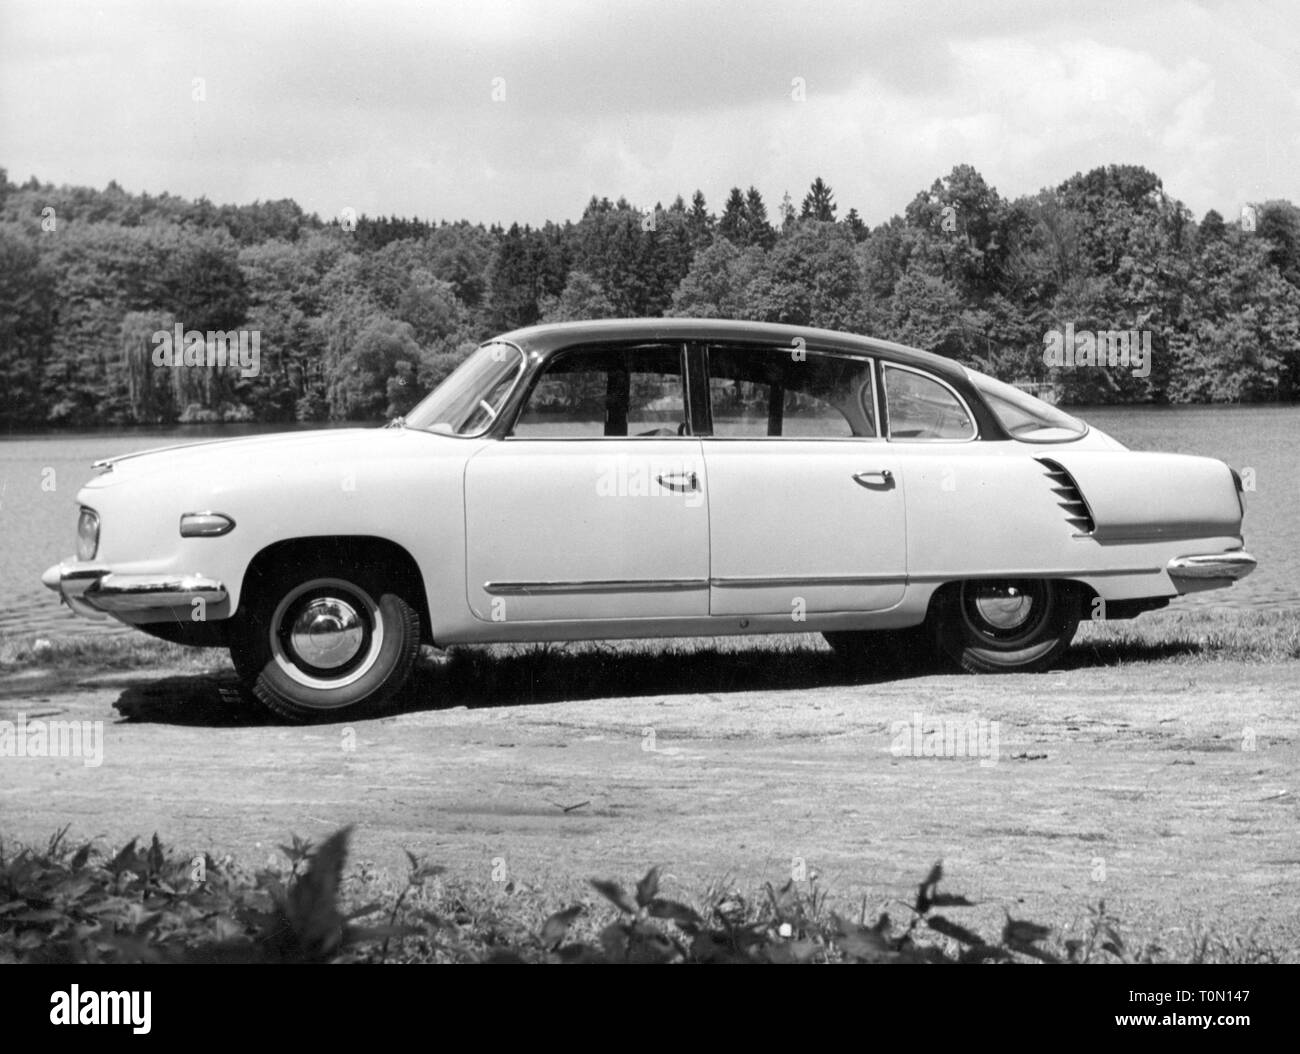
[
  {"x1": 925, "y1": 576, "x2": 1090, "y2": 673},
  {"x1": 924, "y1": 576, "x2": 1097, "y2": 618},
  {"x1": 237, "y1": 535, "x2": 435, "y2": 644}
]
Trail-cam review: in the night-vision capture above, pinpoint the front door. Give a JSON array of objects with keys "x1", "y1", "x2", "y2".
[{"x1": 465, "y1": 342, "x2": 709, "y2": 623}]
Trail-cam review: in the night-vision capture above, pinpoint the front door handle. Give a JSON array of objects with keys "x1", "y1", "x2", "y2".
[
  {"x1": 656, "y1": 471, "x2": 700, "y2": 493},
  {"x1": 852, "y1": 469, "x2": 894, "y2": 488}
]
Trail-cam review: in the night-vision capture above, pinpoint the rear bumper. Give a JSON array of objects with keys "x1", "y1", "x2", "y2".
[
  {"x1": 1166, "y1": 551, "x2": 1257, "y2": 588},
  {"x1": 42, "y1": 559, "x2": 228, "y2": 618}
]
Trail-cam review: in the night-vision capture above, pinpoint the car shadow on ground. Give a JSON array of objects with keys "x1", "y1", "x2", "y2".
[
  {"x1": 112, "y1": 672, "x2": 278, "y2": 726},
  {"x1": 104, "y1": 633, "x2": 1209, "y2": 727}
]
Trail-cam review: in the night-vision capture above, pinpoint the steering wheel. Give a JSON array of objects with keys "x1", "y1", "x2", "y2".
[{"x1": 462, "y1": 398, "x2": 499, "y2": 434}]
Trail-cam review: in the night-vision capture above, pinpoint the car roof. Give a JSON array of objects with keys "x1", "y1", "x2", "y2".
[{"x1": 492, "y1": 318, "x2": 968, "y2": 383}]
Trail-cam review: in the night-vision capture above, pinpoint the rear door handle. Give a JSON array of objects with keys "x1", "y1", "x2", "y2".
[
  {"x1": 852, "y1": 469, "x2": 894, "y2": 488},
  {"x1": 657, "y1": 471, "x2": 700, "y2": 492}
]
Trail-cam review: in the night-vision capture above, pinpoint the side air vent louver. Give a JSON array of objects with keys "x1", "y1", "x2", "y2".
[{"x1": 1036, "y1": 458, "x2": 1095, "y2": 536}]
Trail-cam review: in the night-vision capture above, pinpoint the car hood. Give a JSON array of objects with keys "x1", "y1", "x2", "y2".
[{"x1": 83, "y1": 427, "x2": 460, "y2": 488}]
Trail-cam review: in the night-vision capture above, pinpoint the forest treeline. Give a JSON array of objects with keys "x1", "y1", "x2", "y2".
[{"x1": 1, "y1": 163, "x2": 1298, "y2": 429}]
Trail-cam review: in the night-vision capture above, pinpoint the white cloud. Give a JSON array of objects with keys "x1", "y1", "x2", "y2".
[{"x1": 0, "y1": 0, "x2": 1296, "y2": 225}]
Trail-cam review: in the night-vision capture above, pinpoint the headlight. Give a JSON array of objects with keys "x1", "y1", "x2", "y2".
[{"x1": 76, "y1": 506, "x2": 100, "y2": 561}]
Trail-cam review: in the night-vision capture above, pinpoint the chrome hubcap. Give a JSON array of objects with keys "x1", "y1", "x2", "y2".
[
  {"x1": 289, "y1": 597, "x2": 365, "y2": 669},
  {"x1": 269, "y1": 577, "x2": 385, "y2": 693},
  {"x1": 961, "y1": 579, "x2": 1053, "y2": 645},
  {"x1": 973, "y1": 585, "x2": 1034, "y2": 631}
]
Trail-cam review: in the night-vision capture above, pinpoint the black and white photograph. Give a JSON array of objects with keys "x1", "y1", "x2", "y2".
[{"x1": 0, "y1": 0, "x2": 1295, "y2": 1009}]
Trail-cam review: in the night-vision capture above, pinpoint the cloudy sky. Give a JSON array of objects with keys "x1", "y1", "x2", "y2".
[{"x1": 1, "y1": 0, "x2": 1295, "y2": 227}]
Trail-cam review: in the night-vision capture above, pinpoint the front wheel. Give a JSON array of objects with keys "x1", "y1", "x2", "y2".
[
  {"x1": 231, "y1": 563, "x2": 421, "y2": 722},
  {"x1": 936, "y1": 579, "x2": 1080, "y2": 673}
]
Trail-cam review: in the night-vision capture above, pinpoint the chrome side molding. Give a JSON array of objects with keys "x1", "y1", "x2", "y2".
[{"x1": 484, "y1": 578, "x2": 707, "y2": 595}]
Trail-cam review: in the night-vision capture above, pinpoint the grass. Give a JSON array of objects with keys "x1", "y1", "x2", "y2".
[
  {"x1": 2, "y1": 606, "x2": 1297, "y2": 685},
  {"x1": 0, "y1": 631, "x2": 215, "y2": 674},
  {"x1": 1, "y1": 825, "x2": 1285, "y2": 964},
  {"x1": 1072, "y1": 606, "x2": 1300, "y2": 664}
]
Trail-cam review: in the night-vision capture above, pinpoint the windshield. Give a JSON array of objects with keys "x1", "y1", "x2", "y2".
[
  {"x1": 966, "y1": 368, "x2": 1088, "y2": 442},
  {"x1": 404, "y1": 342, "x2": 525, "y2": 436}
]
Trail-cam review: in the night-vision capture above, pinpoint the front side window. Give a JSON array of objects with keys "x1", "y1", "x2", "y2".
[
  {"x1": 404, "y1": 342, "x2": 524, "y2": 436},
  {"x1": 707, "y1": 346, "x2": 876, "y2": 438},
  {"x1": 883, "y1": 365, "x2": 975, "y2": 440},
  {"x1": 511, "y1": 344, "x2": 688, "y2": 438}
]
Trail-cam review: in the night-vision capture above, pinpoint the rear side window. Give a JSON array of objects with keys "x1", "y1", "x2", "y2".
[
  {"x1": 707, "y1": 346, "x2": 876, "y2": 438},
  {"x1": 966, "y1": 369, "x2": 1088, "y2": 442},
  {"x1": 883, "y1": 365, "x2": 975, "y2": 440}
]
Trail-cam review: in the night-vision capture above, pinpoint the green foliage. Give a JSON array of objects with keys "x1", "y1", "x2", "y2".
[
  {"x1": 165, "y1": 236, "x2": 248, "y2": 333},
  {"x1": 0, "y1": 224, "x2": 55, "y2": 427},
  {"x1": 760, "y1": 221, "x2": 866, "y2": 329},
  {"x1": 669, "y1": 238, "x2": 769, "y2": 319},
  {"x1": 329, "y1": 317, "x2": 422, "y2": 420},
  {"x1": 0, "y1": 826, "x2": 405, "y2": 964},
  {"x1": 800, "y1": 176, "x2": 837, "y2": 223},
  {"x1": 3, "y1": 827, "x2": 1279, "y2": 964},
  {"x1": 843, "y1": 207, "x2": 868, "y2": 242},
  {"x1": 539, "y1": 270, "x2": 619, "y2": 322},
  {"x1": 529, "y1": 859, "x2": 1066, "y2": 963},
  {"x1": 1256, "y1": 200, "x2": 1300, "y2": 288},
  {"x1": 718, "y1": 186, "x2": 776, "y2": 249},
  {"x1": 2, "y1": 162, "x2": 1298, "y2": 430}
]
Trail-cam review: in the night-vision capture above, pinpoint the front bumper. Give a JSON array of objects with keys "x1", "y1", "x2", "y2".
[
  {"x1": 1166, "y1": 551, "x2": 1257, "y2": 588},
  {"x1": 42, "y1": 560, "x2": 229, "y2": 619}
]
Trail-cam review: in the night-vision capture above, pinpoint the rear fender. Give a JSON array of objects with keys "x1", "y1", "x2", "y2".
[{"x1": 1039, "y1": 452, "x2": 1243, "y2": 542}]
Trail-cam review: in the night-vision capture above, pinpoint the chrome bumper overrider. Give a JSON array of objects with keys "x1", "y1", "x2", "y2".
[
  {"x1": 42, "y1": 560, "x2": 228, "y2": 618},
  {"x1": 1166, "y1": 551, "x2": 1257, "y2": 584}
]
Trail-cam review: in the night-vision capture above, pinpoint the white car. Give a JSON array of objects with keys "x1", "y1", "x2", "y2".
[{"x1": 43, "y1": 319, "x2": 1255, "y2": 721}]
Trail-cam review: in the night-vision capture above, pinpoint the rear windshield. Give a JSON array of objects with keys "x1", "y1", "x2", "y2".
[{"x1": 966, "y1": 369, "x2": 1088, "y2": 442}]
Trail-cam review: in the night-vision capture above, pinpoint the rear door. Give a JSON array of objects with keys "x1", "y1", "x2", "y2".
[{"x1": 701, "y1": 343, "x2": 907, "y2": 616}]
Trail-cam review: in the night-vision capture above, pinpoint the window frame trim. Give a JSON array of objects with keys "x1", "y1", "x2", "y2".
[
  {"x1": 699, "y1": 343, "x2": 883, "y2": 441},
  {"x1": 880, "y1": 361, "x2": 980, "y2": 443},
  {"x1": 502, "y1": 341, "x2": 695, "y2": 442}
]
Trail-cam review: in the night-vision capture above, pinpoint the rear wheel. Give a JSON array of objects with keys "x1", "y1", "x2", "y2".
[
  {"x1": 231, "y1": 562, "x2": 420, "y2": 722},
  {"x1": 937, "y1": 579, "x2": 1080, "y2": 673}
]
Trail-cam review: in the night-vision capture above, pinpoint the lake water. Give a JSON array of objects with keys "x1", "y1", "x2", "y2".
[
  {"x1": 0, "y1": 423, "x2": 353, "y2": 639},
  {"x1": 2, "y1": 407, "x2": 1297, "y2": 639}
]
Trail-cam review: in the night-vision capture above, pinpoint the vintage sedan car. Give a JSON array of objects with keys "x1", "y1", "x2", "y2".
[{"x1": 43, "y1": 319, "x2": 1256, "y2": 720}]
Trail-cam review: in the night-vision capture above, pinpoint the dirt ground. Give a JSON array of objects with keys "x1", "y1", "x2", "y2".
[{"x1": 2, "y1": 647, "x2": 1298, "y2": 952}]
